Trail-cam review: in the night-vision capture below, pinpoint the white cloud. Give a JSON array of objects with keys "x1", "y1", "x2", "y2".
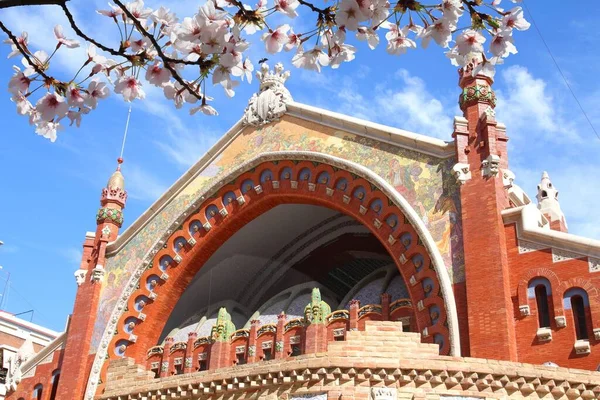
[
  {"x1": 297, "y1": 68, "x2": 455, "y2": 139},
  {"x1": 495, "y1": 65, "x2": 580, "y2": 144},
  {"x1": 126, "y1": 163, "x2": 168, "y2": 202}
]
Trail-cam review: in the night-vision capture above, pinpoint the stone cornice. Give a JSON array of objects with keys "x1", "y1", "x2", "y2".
[
  {"x1": 503, "y1": 204, "x2": 600, "y2": 261},
  {"x1": 100, "y1": 354, "x2": 600, "y2": 400}
]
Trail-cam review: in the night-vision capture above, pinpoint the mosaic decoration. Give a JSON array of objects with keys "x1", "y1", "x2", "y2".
[
  {"x1": 91, "y1": 116, "x2": 463, "y2": 353},
  {"x1": 290, "y1": 393, "x2": 327, "y2": 400},
  {"x1": 304, "y1": 288, "x2": 331, "y2": 324}
]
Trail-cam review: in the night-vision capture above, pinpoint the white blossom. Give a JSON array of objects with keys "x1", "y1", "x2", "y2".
[
  {"x1": 190, "y1": 102, "x2": 218, "y2": 115},
  {"x1": 502, "y1": 7, "x2": 530, "y2": 31},
  {"x1": 97, "y1": 4, "x2": 123, "y2": 18},
  {"x1": 22, "y1": 50, "x2": 48, "y2": 76},
  {"x1": 292, "y1": 46, "x2": 329, "y2": 72},
  {"x1": 490, "y1": 30, "x2": 517, "y2": 57},
  {"x1": 275, "y1": 0, "x2": 299, "y2": 18},
  {"x1": 125, "y1": 0, "x2": 153, "y2": 24},
  {"x1": 8, "y1": 66, "x2": 31, "y2": 94},
  {"x1": 35, "y1": 92, "x2": 69, "y2": 121},
  {"x1": 420, "y1": 18, "x2": 455, "y2": 48},
  {"x1": 67, "y1": 84, "x2": 87, "y2": 107},
  {"x1": 356, "y1": 27, "x2": 379, "y2": 50},
  {"x1": 145, "y1": 62, "x2": 171, "y2": 86},
  {"x1": 262, "y1": 25, "x2": 290, "y2": 54},
  {"x1": 35, "y1": 121, "x2": 63, "y2": 142},
  {"x1": 336, "y1": 0, "x2": 366, "y2": 31},
  {"x1": 85, "y1": 80, "x2": 110, "y2": 109},
  {"x1": 151, "y1": 6, "x2": 178, "y2": 27},
  {"x1": 54, "y1": 25, "x2": 80, "y2": 48},
  {"x1": 114, "y1": 75, "x2": 146, "y2": 102},
  {"x1": 4, "y1": 31, "x2": 28, "y2": 58},
  {"x1": 11, "y1": 92, "x2": 33, "y2": 115},
  {"x1": 454, "y1": 29, "x2": 486, "y2": 55},
  {"x1": 386, "y1": 28, "x2": 416, "y2": 55}
]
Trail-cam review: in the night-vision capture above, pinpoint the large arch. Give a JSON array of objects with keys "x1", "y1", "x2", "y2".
[{"x1": 86, "y1": 152, "x2": 460, "y2": 398}]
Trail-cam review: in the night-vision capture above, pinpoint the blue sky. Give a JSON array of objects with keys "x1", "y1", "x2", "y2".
[{"x1": 0, "y1": 0, "x2": 599, "y2": 332}]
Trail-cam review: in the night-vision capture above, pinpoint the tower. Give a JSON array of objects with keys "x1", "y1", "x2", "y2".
[
  {"x1": 452, "y1": 53, "x2": 517, "y2": 360},
  {"x1": 536, "y1": 171, "x2": 567, "y2": 232},
  {"x1": 57, "y1": 160, "x2": 127, "y2": 399}
]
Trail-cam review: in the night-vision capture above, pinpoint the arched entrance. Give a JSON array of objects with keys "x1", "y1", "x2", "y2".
[{"x1": 87, "y1": 152, "x2": 460, "y2": 397}]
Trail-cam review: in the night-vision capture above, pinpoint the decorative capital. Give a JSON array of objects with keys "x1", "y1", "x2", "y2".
[
  {"x1": 519, "y1": 305, "x2": 530, "y2": 317},
  {"x1": 452, "y1": 163, "x2": 472, "y2": 185},
  {"x1": 97, "y1": 207, "x2": 124, "y2": 228},
  {"x1": 242, "y1": 62, "x2": 292, "y2": 127},
  {"x1": 101, "y1": 186, "x2": 127, "y2": 208},
  {"x1": 303, "y1": 288, "x2": 331, "y2": 324},
  {"x1": 481, "y1": 154, "x2": 500, "y2": 178},
  {"x1": 90, "y1": 264, "x2": 105, "y2": 283},
  {"x1": 74, "y1": 269, "x2": 87, "y2": 286},
  {"x1": 459, "y1": 83, "x2": 496, "y2": 111},
  {"x1": 211, "y1": 307, "x2": 236, "y2": 342},
  {"x1": 555, "y1": 316, "x2": 566, "y2": 328}
]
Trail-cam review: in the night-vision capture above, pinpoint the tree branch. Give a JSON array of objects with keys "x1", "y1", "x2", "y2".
[
  {"x1": 112, "y1": 0, "x2": 205, "y2": 101},
  {"x1": 0, "y1": 0, "x2": 66, "y2": 8},
  {"x1": 0, "y1": 19, "x2": 52, "y2": 81},
  {"x1": 58, "y1": 2, "x2": 131, "y2": 59}
]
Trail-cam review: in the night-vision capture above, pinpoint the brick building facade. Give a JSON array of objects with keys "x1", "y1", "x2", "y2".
[{"x1": 8, "y1": 58, "x2": 600, "y2": 400}]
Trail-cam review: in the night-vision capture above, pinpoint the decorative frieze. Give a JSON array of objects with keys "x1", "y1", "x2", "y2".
[
  {"x1": 574, "y1": 340, "x2": 590, "y2": 355},
  {"x1": 590, "y1": 258, "x2": 600, "y2": 273},
  {"x1": 517, "y1": 240, "x2": 548, "y2": 254},
  {"x1": 370, "y1": 387, "x2": 397, "y2": 400},
  {"x1": 90, "y1": 264, "x2": 105, "y2": 283},
  {"x1": 552, "y1": 248, "x2": 584, "y2": 263},
  {"x1": 554, "y1": 316, "x2": 566, "y2": 328}
]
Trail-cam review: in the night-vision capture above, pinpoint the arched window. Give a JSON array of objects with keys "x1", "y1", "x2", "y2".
[
  {"x1": 564, "y1": 288, "x2": 590, "y2": 340},
  {"x1": 528, "y1": 278, "x2": 551, "y2": 328},
  {"x1": 32, "y1": 384, "x2": 43, "y2": 400},
  {"x1": 49, "y1": 369, "x2": 60, "y2": 400},
  {"x1": 572, "y1": 295, "x2": 588, "y2": 340}
]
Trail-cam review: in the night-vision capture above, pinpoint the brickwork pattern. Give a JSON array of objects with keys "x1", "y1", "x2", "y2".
[{"x1": 100, "y1": 322, "x2": 600, "y2": 400}]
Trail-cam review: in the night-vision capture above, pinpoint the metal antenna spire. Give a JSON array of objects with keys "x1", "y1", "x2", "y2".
[{"x1": 117, "y1": 105, "x2": 133, "y2": 167}]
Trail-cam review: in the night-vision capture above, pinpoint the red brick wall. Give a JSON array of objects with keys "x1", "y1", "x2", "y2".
[
  {"x1": 7, "y1": 349, "x2": 64, "y2": 400},
  {"x1": 505, "y1": 223, "x2": 599, "y2": 369}
]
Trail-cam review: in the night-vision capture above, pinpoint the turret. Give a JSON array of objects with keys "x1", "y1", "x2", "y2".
[
  {"x1": 536, "y1": 171, "x2": 567, "y2": 232},
  {"x1": 97, "y1": 158, "x2": 128, "y2": 241}
]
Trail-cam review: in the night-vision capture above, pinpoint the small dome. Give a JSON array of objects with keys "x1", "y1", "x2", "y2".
[{"x1": 107, "y1": 169, "x2": 125, "y2": 190}]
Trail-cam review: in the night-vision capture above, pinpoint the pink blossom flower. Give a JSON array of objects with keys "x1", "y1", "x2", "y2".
[
  {"x1": 212, "y1": 65, "x2": 239, "y2": 97},
  {"x1": 66, "y1": 108, "x2": 90, "y2": 127},
  {"x1": 275, "y1": 0, "x2": 299, "y2": 18},
  {"x1": 145, "y1": 62, "x2": 171, "y2": 86},
  {"x1": 125, "y1": 0, "x2": 153, "y2": 24},
  {"x1": 3, "y1": 31, "x2": 28, "y2": 58},
  {"x1": 85, "y1": 80, "x2": 110, "y2": 109},
  {"x1": 336, "y1": 0, "x2": 366, "y2": 31},
  {"x1": 386, "y1": 28, "x2": 416, "y2": 55},
  {"x1": 151, "y1": 6, "x2": 178, "y2": 26},
  {"x1": 8, "y1": 66, "x2": 31, "y2": 94},
  {"x1": 11, "y1": 92, "x2": 32, "y2": 115},
  {"x1": 35, "y1": 121, "x2": 63, "y2": 142},
  {"x1": 292, "y1": 46, "x2": 329, "y2": 72},
  {"x1": 35, "y1": 92, "x2": 69, "y2": 121},
  {"x1": 67, "y1": 84, "x2": 87, "y2": 107},
  {"x1": 490, "y1": 30, "x2": 517, "y2": 57},
  {"x1": 232, "y1": 57, "x2": 253, "y2": 82},
  {"x1": 454, "y1": 29, "x2": 485, "y2": 55},
  {"x1": 22, "y1": 50, "x2": 48, "y2": 76},
  {"x1": 502, "y1": 7, "x2": 530, "y2": 31},
  {"x1": 285, "y1": 29, "x2": 301, "y2": 51},
  {"x1": 420, "y1": 17, "x2": 455, "y2": 48},
  {"x1": 262, "y1": 25, "x2": 290, "y2": 54},
  {"x1": 114, "y1": 75, "x2": 146, "y2": 102},
  {"x1": 97, "y1": 4, "x2": 123, "y2": 18},
  {"x1": 356, "y1": 27, "x2": 379, "y2": 50},
  {"x1": 190, "y1": 101, "x2": 218, "y2": 116},
  {"x1": 54, "y1": 25, "x2": 80, "y2": 48}
]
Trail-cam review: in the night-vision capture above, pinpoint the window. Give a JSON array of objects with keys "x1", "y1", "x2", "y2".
[
  {"x1": 262, "y1": 348, "x2": 272, "y2": 361},
  {"x1": 528, "y1": 278, "x2": 551, "y2": 328},
  {"x1": 290, "y1": 345, "x2": 301, "y2": 357},
  {"x1": 174, "y1": 364, "x2": 184, "y2": 375},
  {"x1": 198, "y1": 359, "x2": 208, "y2": 371},
  {"x1": 49, "y1": 370, "x2": 60, "y2": 400},
  {"x1": 535, "y1": 285, "x2": 551, "y2": 328},
  {"x1": 151, "y1": 367, "x2": 159, "y2": 378},
  {"x1": 236, "y1": 353, "x2": 246, "y2": 365},
  {"x1": 564, "y1": 288, "x2": 590, "y2": 341},
  {"x1": 572, "y1": 295, "x2": 588, "y2": 340},
  {"x1": 32, "y1": 384, "x2": 43, "y2": 400}
]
